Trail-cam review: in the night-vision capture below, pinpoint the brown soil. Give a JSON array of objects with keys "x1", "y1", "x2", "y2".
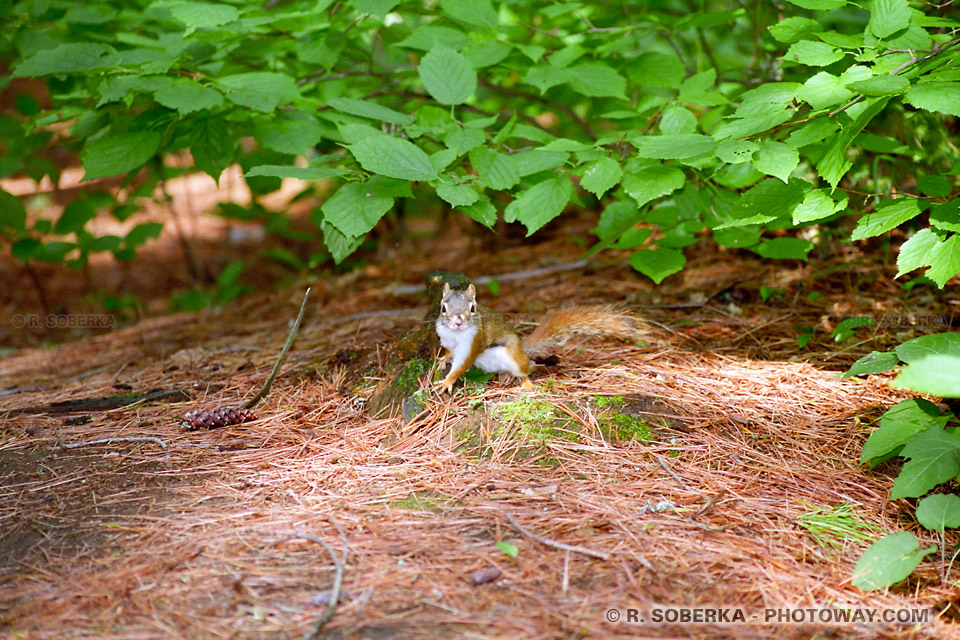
[{"x1": 1, "y1": 168, "x2": 959, "y2": 639}]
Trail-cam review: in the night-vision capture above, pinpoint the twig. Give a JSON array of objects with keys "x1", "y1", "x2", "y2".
[
  {"x1": 506, "y1": 513, "x2": 610, "y2": 560},
  {"x1": 52, "y1": 436, "x2": 168, "y2": 450},
  {"x1": 243, "y1": 288, "x2": 310, "y2": 409},
  {"x1": 477, "y1": 78, "x2": 597, "y2": 141},
  {"x1": 298, "y1": 518, "x2": 348, "y2": 640}
]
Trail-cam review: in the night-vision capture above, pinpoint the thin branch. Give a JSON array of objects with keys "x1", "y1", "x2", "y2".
[
  {"x1": 243, "y1": 288, "x2": 310, "y2": 409},
  {"x1": 478, "y1": 78, "x2": 597, "y2": 141},
  {"x1": 52, "y1": 436, "x2": 168, "y2": 450},
  {"x1": 298, "y1": 519, "x2": 348, "y2": 640},
  {"x1": 506, "y1": 513, "x2": 610, "y2": 560}
]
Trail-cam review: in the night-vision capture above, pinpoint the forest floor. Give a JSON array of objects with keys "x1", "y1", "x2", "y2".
[{"x1": 1, "y1": 168, "x2": 959, "y2": 639}]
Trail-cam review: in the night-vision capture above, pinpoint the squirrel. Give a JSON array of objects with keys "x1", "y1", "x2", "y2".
[{"x1": 434, "y1": 282, "x2": 640, "y2": 393}]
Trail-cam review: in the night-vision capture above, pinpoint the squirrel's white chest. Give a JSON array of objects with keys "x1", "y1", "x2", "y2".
[{"x1": 437, "y1": 321, "x2": 477, "y2": 364}]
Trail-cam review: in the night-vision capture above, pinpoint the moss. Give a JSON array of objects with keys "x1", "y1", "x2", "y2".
[
  {"x1": 394, "y1": 357, "x2": 430, "y2": 393},
  {"x1": 493, "y1": 397, "x2": 579, "y2": 443},
  {"x1": 593, "y1": 395, "x2": 656, "y2": 443},
  {"x1": 388, "y1": 491, "x2": 450, "y2": 512}
]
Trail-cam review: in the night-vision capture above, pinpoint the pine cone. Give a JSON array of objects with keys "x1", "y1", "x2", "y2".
[{"x1": 180, "y1": 407, "x2": 257, "y2": 431}]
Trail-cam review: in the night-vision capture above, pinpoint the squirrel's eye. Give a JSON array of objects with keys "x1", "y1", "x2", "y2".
[
  {"x1": 441, "y1": 304, "x2": 447, "y2": 314},
  {"x1": 470, "y1": 304, "x2": 476, "y2": 313}
]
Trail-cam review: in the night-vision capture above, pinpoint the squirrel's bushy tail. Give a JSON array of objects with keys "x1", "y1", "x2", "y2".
[{"x1": 521, "y1": 306, "x2": 642, "y2": 359}]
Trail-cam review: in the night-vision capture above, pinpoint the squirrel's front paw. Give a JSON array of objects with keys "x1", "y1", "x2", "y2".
[{"x1": 435, "y1": 376, "x2": 456, "y2": 394}]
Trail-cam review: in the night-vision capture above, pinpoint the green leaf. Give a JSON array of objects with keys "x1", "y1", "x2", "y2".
[
  {"x1": 504, "y1": 174, "x2": 573, "y2": 236},
  {"x1": 787, "y1": 0, "x2": 846, "y2": 8},
  {"x1": 719, "y1": 178, "x2": 805, "y2": 228},
  {"x1": 658, "y1": 105, "x2": 698, "y2": 135},
  {"x1": 903, "y1": 83, "x2": 960, "y2": 117},
  {"x1": 13, "y1": 43, "x2": 119, "y2": 77},
  {"x1": 628, "y1": 52, "x2": 685, "y2": 90},
  {"x1": 756, "y1": 237, "x2": 813, "y2": 260},
  {"x1": 496, "y1": 541, "x2": 518, "y2": 558},
  {"x1": 868, "y1": 0, "x2": 911, "y2": 39},
  {"x1": 217, "y1": 72, "x2": 300, "y2": 112},
  {"x1": 842, "y1": 350, "x2": 898, "y2": 380},
  {"x1": 917, "y1": 175, "x2": 950, "y2": 198},
  {"x1": 621, "y1": 165, "x2": 685, "y2": 209},
  {"x1": 852, "y1": 532, "x2": 935, "y2": 591},
  {"x1": 0, "y1": 188, "x2": 27, "y2": 232},
  {"x1": 629, "y1": 248, "x2": 686, "y2": 284},
  {"x1": 124, "y1": 221, "x2": 163, "y2": 247},
  {"x1": 153, "y1": 78, "x2": 223, "y2": 115},
  {"x1": 592, "y1": 201, "x2": 643, "y2": 243},
  {"x1": 320, "y1": 221, "x2": 363, "y2": 264},
  {"x1": 752, "y1": 141, "x2": 799, "y2": 183},
  {"x1": 436, "y1": 179, "x2": 479, "y2": 207},
  {"x1": 896, "y1": 228, "x2": 942, "y2": 278},
  {"x1": 769, "y1": 17, "x2": 823, "y2": 44},
  {"x1": 917, "y1": 494, "x2": 960, "y2": 530},
  {"x1": 793, "y1": 189, "x2": 847, "y2": 224},
  {"x1": 320, "y1": 180, "x2": 393, "y2": 238},
  {"x1": 930, "y1": 200, "x2": 960, "y2": 233},
  {"x1": 54, "y1": 199, "x2": 97, "y2": 234},
  {"x1": 396, "y1": 25, "x2": 471, "y2": 51},
  {"x1": 244, "y1": 166, "x2": 348, "y2": 180},
  {"x1": 845, "y1": 74, "x2": 910, "y2": 96},
  {"x1": 635, "y1": 135, "x2": 716, "y2": 160},
  {"x1": 860, "y1": 398, "x2": 948, "y2": 463},
  {"x1": 785, "y1": 118, "x2": 838, "y2": 148},
  {"x1": 850, "y1": 198, "x2": 925, "y2": 241},
  {"x1": 712, "y1": 83, "x2": 800, "y2": 140},
  {"x1": 580, "y1": 157, "x2": 622, "y2": 197},
  {"x1": 926, "y1": 234, "x2": 960, "y2": 287},
  {"x1": 891, "y1": 426, "x2": 960, "y2": 499},
  {"x1": 565, "y1": 63, "x2": 627, "y2": 99},
  {"x1": 716, "y1": 140, "x2": 759, "y2": 164},
  {"x1": 438, "y1": 0, "x2": 497, "y2": 28},
  {"x1": 169, "y1": 3, "x2": 239, "y2": 32},
  {"x1": 784, "y1": 40, "x2": 844, "y2": 66},
  {"x1": 510, "y1": 150, "x2": 568, "y2": 177},
  {"x1": 797, "y1": 68, "x2": 872, "y2": 109},
  {"x1": 463, "y1": 40, "x2": 511, "y2": 68},
  {"x1": 349, "y1": 132, "x2": 437, "y2": 181},
  {"x1": 81, "y1": 132, "x2": 161, "y2": 181},
  {"x1": 817, "y1": 96, "x2": 890, "y2": 188},
  {"x1": 523, "y1": 66, "x2": 570, "y2": 94},
  {"x1": 418, "y1": 45, "x2": 477, "y2": 105},
  {"x1": 187, "y1": 115, "x2": 234, "y2": 182},
  {"x1": 328, "y1": 98, "x2": 414, "y2": 125},
  {"x1": 469, "y1": 147, "x2": 520, "y2": 190},
  {"x1": 458, "y1": 194, "x2": 497, "y2": 228},
  {"x1": 896, "y1": 332, "x2": 960, "y2": 363},
  {"x1": 254, "y1": 115, "x2": 325, "y2": 156},
  {"x1": 445, "y1": 128, "x2": 486, "y2": 155}
]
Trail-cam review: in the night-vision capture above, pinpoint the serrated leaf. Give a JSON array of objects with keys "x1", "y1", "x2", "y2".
[
  {"x1": 797, "y1": 71, "x2": 857, "y2": 110},
  {"x1": 868, "y1": 0, "x2": 911, "y2": 39},
  {"x1": 621, "y1": 165, "x2": 685, "y2": 208},
  {"x1": 153, "y1": 78, "x2": 223, "y2": 115},
  {"x1": 254, "y1": 116, "x2": 325, "y2": 156},
  {"x1": 320, "y1": 181, "x2": 393, "y2": 238},
  {"x1": 395, "y1": 25, "x2": 470, "y2": 51},
  {"x1": 351, "y1": 0, "x2": 400, "y2": 17},
  {"x1": 523, "y1": 66, "x2": 570, "y2": 94},
  {"x1": 917, "y1": 494, "x2": 960, "y2": 530},
  {"x1": 438, "y1": 0, "x2": 497, "y2": 28},
  {"x1": 845, "y1": 74, "x2": 909, "y2": 96},
  {"x1": 244, "y1": 166, "x2": 348, "y2": 180},
  {"x1": 756, "y1": 237, "x2": 813, "y2": 260},
  {"x1": 328, "y1": 98, "x2": 414, "y2": 125},
  {"x1": 852, "y1": 532, "x2": 935, "y2": 591},
  {"x1": 349, "y1": 133, "x2": 437, "y2": 181},
  {"x1": 458, "y1": 193, "x2": 497, "y2": 228},
  {"x1": 785, "y1": 40, "x2": 844, "y2": 66},
  {"x1": 716, "y1": 140, "x2": 760, "y2": 164},
  {"x1": 462, "y1": 40, "x2": 511, "y2": 69},
  {"x1": 54, "y1": 200, "x2": 97, "y2": 234},
  {"x1": 890, "y1": 426, "x2": 960, "y2": 499},
  {"x1": 752, "y1": 141, "x2": 799, "y2": 183},
  {"x1": 217, "y1": 72, "x2": 299, "y2": 112},
  {"x1": 793, "y1": 189, "x2": 847, "y2": 224},
  {"x1": 444, "y1": 128, "x2": 486, "y2": 155},
  {"x1": 628, "y1": 52, "x2": 685, "y2": 90},
  {"x1": 320, "y1": 221, "x2": 363, "y2": 264},
  {"x1": 896, "y1": 228, "x2": 942, "y2": 277},
  {"x1": 13, "y1": 43, "x2": 119, "y2": 77},
  {"x1": 903, "y1": 82, "x2": 960, "y2": 117},
  {"x1": 785, "y1": 118, "x2": 838, "y2": 148},
  {"x1": 720, "y1": 178, "x2": 806, "y2": 227},
  {"x1": 469, "y1": 147, "x2": 519, "y2": 190},
  {"x1": 769, "y1": 17, "x2": 823, "y2": 43},
  {"x1": 580, "y1": 157, "x2": 622, "y2": 197},
  {"x1": 896, "y1": 332, "x2": 960, "y2": 363},
  {"x1": 418, "y1": 45, "x2": 477, "y2": 105},
  {"x1": 565, "y1": 63, "x2": 627, "y2": 99},
  {"x1": 850, "y1": 198, "x2": 925, "y2": 241},
  {"x1": 510, "y1": 150, "x2": 568, "y2": 177},
  {"x1": 436, "y1": 179, "x2": 479, "y2": 207},
  {"x1": 629, "y1": 248, "x2": 686, "y2": 284},
  {"x1": 926, "y1": 234, "x2": 960, "y2": 287},
  {"x1": 860, "y1": 398, "x2": 948, "y2": 463},
  {"x1": 930, "y1": 200, "x2": 960, "y2": 233},
  {"x1": 504, "y1": 174, "x2": 573, "y2": 236},
  {"x1": 169, "y1": 3, "x2": 239, "y2": 32},
  {"x1": 842, "y1": 350, "x2": 898, "y2": 380},
  {"x1": 187, "y1": 115, "x2": 234, "y2": 182},
  {"x1": 917, "y1": 175, "x2": 950, "y2": 198},
  {"x1": 713, "y1": 83, "x2": 800, "y2": 140},
  {"x1": 817, "y1": 96, "x2": 890, "y2": 188},
  {"x1": 592, "y1": 201, "x2": 643, "y2": 244},
  {"x1": 635, "y1": 135, "x2": 716, "y2": 160},
  {"x1": 787, "y1": 0, "x2": 846, "y2": 8},
  {"x1": 81, "y1": 131, "x2": 161, "y2": 182},
  {"x1": 658, "y1": 105, "x2": 698, "y2": 135}
]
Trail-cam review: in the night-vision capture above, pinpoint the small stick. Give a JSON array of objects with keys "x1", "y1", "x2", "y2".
[
  {"x1": 243, "y1": 288, "x2": 310, "y2": 410},
  {"x1": 298, "y1": 517, "x2": 348, "y2": 640},
  {"x1": 506, "y1": 513, "x2": 610, "y2": 560},
  {"x1": 52, "y1": 436, "x2": 167, "y2": 450}
]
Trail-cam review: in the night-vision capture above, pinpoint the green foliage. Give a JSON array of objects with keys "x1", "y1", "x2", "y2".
[
  {"x1": 795, "y1": 501, "x2": 883, "y2": 551},
  {"x1": 852, "y1": 531, "x2": 936, "y2": 591},
  {"x1": 2, "y1": 0, "x2": 958, "y2": 285}
]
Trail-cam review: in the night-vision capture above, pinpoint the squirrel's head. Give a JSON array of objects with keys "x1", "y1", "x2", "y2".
[{"x1": 440, "y1": 283, "x2": 477, "y2": 330}]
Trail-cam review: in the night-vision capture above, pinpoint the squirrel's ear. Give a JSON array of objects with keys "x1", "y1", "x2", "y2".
[
  {"x1": 467, "y1": 283, "x2": 476, "y2": 298},
  {"x1": 442, "y1": 283, "x2": 451, "y2": 295}
]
